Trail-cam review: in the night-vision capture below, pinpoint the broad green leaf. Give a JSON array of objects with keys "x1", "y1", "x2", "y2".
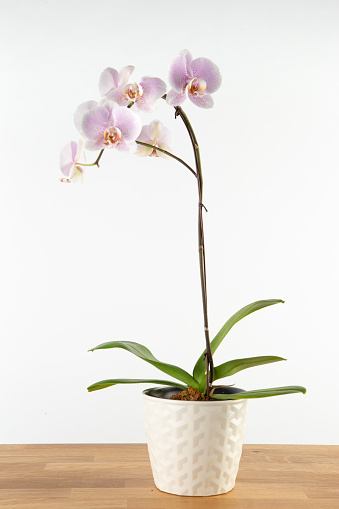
[
  {"x1": 193, "y1": 299, "x2": 284, "y2": 383},
  {"x1": 211, "y1": 385, "x2": 306, "y2": 400},
  {"x1": 87, "y1": 378, "x2": 187, "y2": 392},
  {"x1": 198, "y1": 355, "x2": 286, "y2": 393},
  {"x1": 214, "y1": 356, "x2": 286, "y2": 380},
  {"x1": 89, "y1": 341, "x2": 199, "y2": 389}
]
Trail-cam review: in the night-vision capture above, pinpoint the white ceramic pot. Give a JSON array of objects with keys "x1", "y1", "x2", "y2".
[{"x1": 143, "y1": 387, "x2": 248, "y2": 497}]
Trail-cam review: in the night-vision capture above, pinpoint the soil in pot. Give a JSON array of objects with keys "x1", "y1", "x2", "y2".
[{"x1": 170, "y1": 386, "x2": 207, "y2": 401}]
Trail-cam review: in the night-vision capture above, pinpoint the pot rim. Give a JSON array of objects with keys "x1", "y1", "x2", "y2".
[{"x1": 142, "y1": 386, "x2": 247, "y2": 405}]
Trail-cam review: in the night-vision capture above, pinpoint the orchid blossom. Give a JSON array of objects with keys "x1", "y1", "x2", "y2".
[
  {"x1": 99, "y1": 66, "x2": 166, "y2": 112},
  {"x1": 81, "y1": 101, "x2": 142, "y2": 152},
  {"x1": 59, "y1": 139, "x2": 85, "y2": 183},
  {"x1": 136, "y1": 120, "x2": 174, "y2": 158},
  {"x1": 166, "y1": 50, "x2": 222, "y2": 109}
]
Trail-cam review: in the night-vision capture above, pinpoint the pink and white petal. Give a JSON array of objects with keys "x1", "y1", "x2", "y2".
[
  {"x1": 149, "y1": 120, "x2": 163, "y2": 143},
  {"x1": 75, "y1": 138, "x2": 85, "y2": 163},
  {"x1": 82, "y1": 107, "x2": 109, "y2": 141},
  {"x1": 111, "y1": 107, "x2": 142, "y2": 142},
  {"x1": 101, "y1": 100, "x2": 116, "y2": 123},
  {"x1": 136, "y1": 125, "x2": 151, "y2": 143},
  {"x1": 60, "y1": 159, "x2": 73, "y2": 177},
  {"x1": 168, "y1": 54, "x2": 189, "y2": 92},
  {"x1": 69, "y1": 165, "x2": 84, "y2": 183},
  {"x1": 99, "y1": 67, "x2": 119, "y2": 96},
  {"x1": 156, "y1": 142, "x2": 173, "y2": 159},
  {"x1": 190, "y1": 58, "x2": 222, "y2": 93},
  {"x1": 133, "y1": 78, "x2": 166, "y2": 112},
  {"x1": 60, "y1": 141, "x2": 77, "y2": 176},
  {"x1": 107, "y1": 85, "x2": 130, "y2": 106},
  {"x1": 85, "y1": 138, "x2": 105, "y2": 151},
  {"x1": 101, "y1": 99, "x2": 115, "y2": 111},
  {"x1": 74, "y1": 100, "x2": 98, "y2": 132},
  {"x1": 134, "y1": 97, "x2": 157, "y2": 112},
  {"x1": 135, "y1": 143, "x2": 153, "y2": 157},
  {"x1": 188, "y1": 93, "x2": 214, "y2": 109},
  {"x1": 179, "y1": 49, "x2": 193, "y2": 75},
  {"x1": 118, "y1": 65, "x2": 135, "y2": 86},
  {"x1": 98, "y1": 96, "x2": 108, "y2": 107},
  {"x1": 140, "y1": 77, "x2": 167, "y2": 101},
  {"x1": 166, "y1": 88, "x2": 187, "y2": 106},
  {"x1": 116, "y1": 140, "x2": 138, "y2": 153},
  {"x1": 159, "y1": 126, "x2": 174, "y2": 149}
]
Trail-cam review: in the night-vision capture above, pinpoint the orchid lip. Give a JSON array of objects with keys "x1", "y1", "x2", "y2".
[
  {"x1": 149, "y1": 147, "x2": 160, "y2": 158},
  {"x1": 103, "y1": 126, "x2": 122, "y2": 147},
  {"x1": 124, "y1": 82, "x2": 143, "y2": 100},
  {"x1": 188, "y1": 78, "x2": 207, "y2": 96}
]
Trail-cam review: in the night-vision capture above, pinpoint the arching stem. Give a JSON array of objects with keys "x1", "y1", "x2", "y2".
[
  {"x1": 78, "y1": 149, "x2": 105, "y2": 167},
  {"x1": 135, "y1": 142, "x2": 197, "y2": 177},
  {"x1": 78, "y1": 145, "x2": 196, "y2": 178}
]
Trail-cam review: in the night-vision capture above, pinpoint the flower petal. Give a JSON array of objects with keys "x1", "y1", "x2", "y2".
[
  {"x1": 136, "y1": 124, "x2": 151, "y2": 143},
  {"x1": 102, "y1": 99, "x2": 116, "y2": 117},
  {"x1": 149, "y1": 120, "x2": 163, "y2": 143},
  {"x1": 85, "y1": 139, "x2": 106, "y2": 151},
  {"x1": 118, "y1": 65, "x2": 135, "y2": 86},
  {"x1": 156, "y1": 142, "x2": 173, "y2": 159},
  {"x1": 75, "y1": 138, "x2": 85, "y2": 163},
  {"x1": 179, "y1": 49, "x2": 193, "y2": 75},
  {"x1": 190, "y1": 57, "x2": 222, "y2": 94},
  {"x1": 107, "y1": 85, "x2": 130, "y2": 106},
  {"x1": 74, "y1": 101, "x2": 98, "y2": 132},
  {"x1": 156, "y1": 126, "x2": 174, "y2": 159},
  {"x1": 141, "y1": 77, "x2": 166, "y2": 100},
  {"x1": 116, "y1": 140, "x2": 138, "y2": 153},
  {"x1": 135, "y1": 143, "x2": 153, "y2": 157},
  {"x1": 135, "y1": 77, "x2": 166, "y2": 112},
  {"x1": 158, "y1": 126, "x2": 174, "y2": 148},
  {"x1": 60, "y1": 141, "x2": 77, "y2": 176},
  {"x1": 188, "y1": 93, "x2": 214, "y2": 109},
  {"x1": 69, "y1": 164, "x2": 84, "y2": 183},
  {"x1": 168, "y1": 53, "x2": 189, "y2": 92},
  {"x1": 99, "y1": 67, "x2": 119, "y2": 96},
  {"x1": 135, "y1": 99, "x2": 158, "y2": 112},
  {"x1": 166, "y1": 89, "x2": 186, "y2": 107},
  {"x1": 111, "y1": 106, "x2": 142, "y2": 142},
  {"x1": 82, "y1": 107, "x2": 109, "y2": 141}
]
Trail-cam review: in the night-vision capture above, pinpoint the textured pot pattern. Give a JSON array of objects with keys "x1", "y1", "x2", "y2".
[{"x1": 143, "y1": 392, "x2": 248, "y2": 496}]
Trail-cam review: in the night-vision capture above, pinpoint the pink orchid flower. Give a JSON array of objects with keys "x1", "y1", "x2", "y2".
[
  {"x1": 99, "y1": 66, "x2": 166, "y2": 112},
  {"x1": 81, "y1": 101, "x2": 142, "y2": 152},
  {"x1": 136, "y1": 120, "x2": 174, "y2": 158},
  {"x1": 166, "y1": 49, "x2": 222, "y2": 109},
  {"x1": 59, "y1": 139, "x2": 85, "y2": 183}
]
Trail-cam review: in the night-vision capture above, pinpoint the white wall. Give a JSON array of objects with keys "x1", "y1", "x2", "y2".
[{"x1": 1, "y1": 0, "x2": 338, "y2": 445}]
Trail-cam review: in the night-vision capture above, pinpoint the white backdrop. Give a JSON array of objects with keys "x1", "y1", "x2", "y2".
[{"x1": 1, "y1": 0, "x2": 338, "y2": 445}]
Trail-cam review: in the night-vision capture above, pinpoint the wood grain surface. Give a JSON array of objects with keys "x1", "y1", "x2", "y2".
[{"x1": 0, "y1": 444, "x2": 338, "y2": 508}]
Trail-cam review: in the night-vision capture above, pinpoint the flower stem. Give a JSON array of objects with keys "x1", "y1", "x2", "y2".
[
  {"x1": 135, "y1": 141, "x2": 197, "y2": 177},
  {"x1": 174, "y1": 105, "x2": 214, "y2": 399},
  {"x1": 78, "y1": 149, "x2": 105, "y2": 167}
]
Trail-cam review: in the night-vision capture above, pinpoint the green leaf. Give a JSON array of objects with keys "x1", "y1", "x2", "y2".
[
  {"x1": 87, "y1": 378, "x2": 187, "y2": 392},
  {"x1": 89, "y1": 341, "x2": 199, "y2": 389},
  {"x1": 198, "y1": 355, "x2": 286, "y2": 393},
  {"x1": 193, "y1": 299, "x2": 284, "y2": 383},
  {"x1": 214, "y1": 356, "x2": 286, "y2": 380},
  {"x1": 211, "y1": 385, "x2": 307, "y2": 400}
]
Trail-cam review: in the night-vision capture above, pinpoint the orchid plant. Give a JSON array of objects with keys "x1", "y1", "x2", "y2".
[{"x1": 61, "y1": 50, "x2": 306, "y2": 401}]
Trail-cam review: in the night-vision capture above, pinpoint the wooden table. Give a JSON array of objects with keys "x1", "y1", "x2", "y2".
[{"x1": 0, "y1": 444, "x2": 338, "y2": 508}]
